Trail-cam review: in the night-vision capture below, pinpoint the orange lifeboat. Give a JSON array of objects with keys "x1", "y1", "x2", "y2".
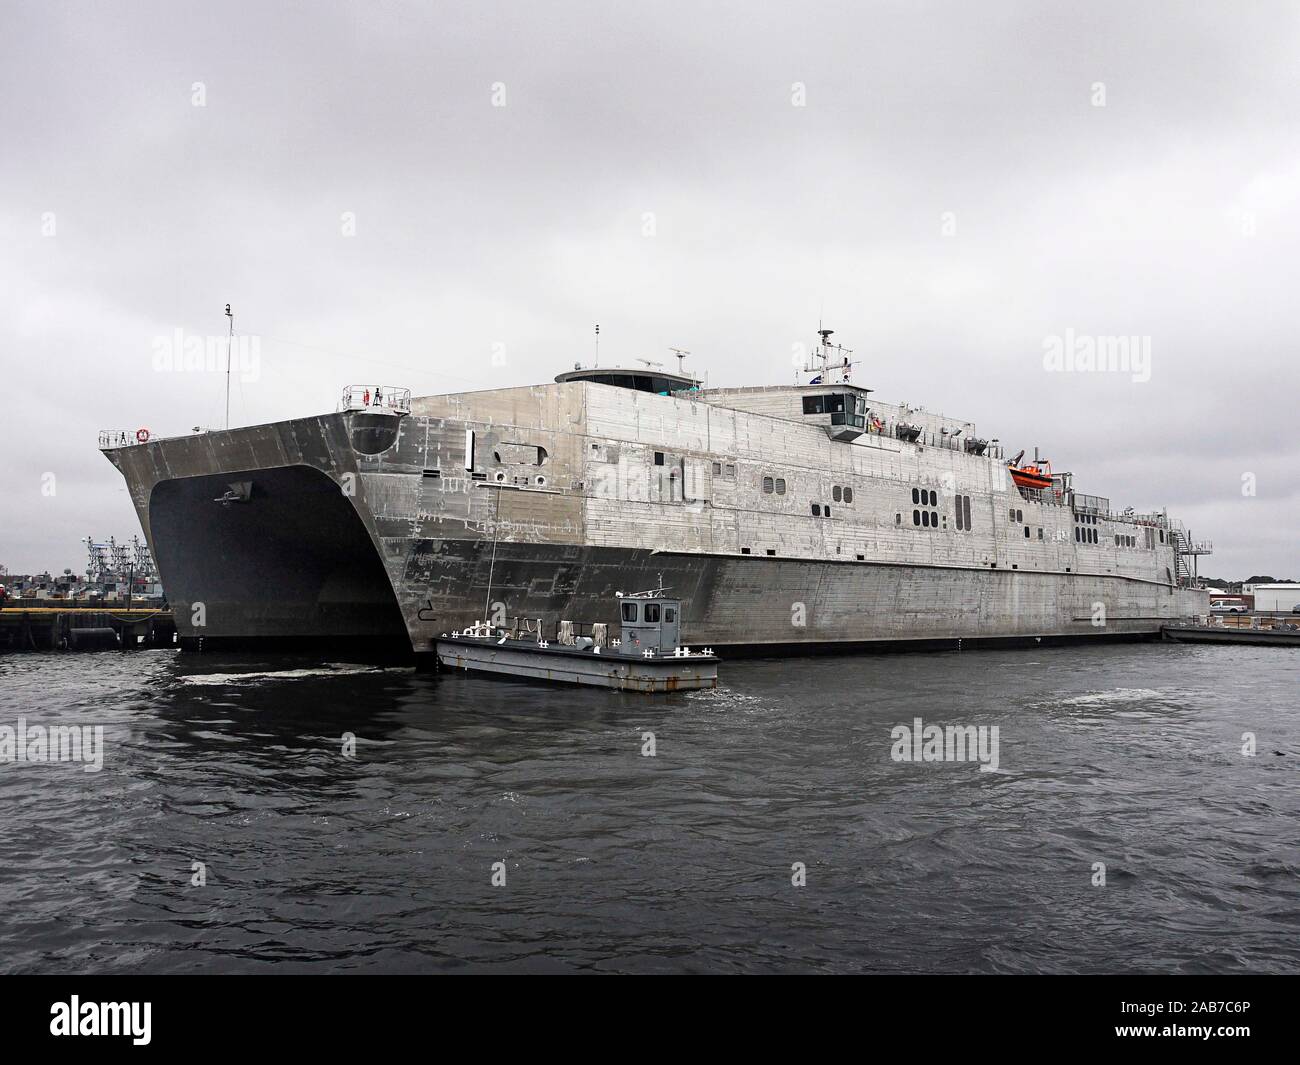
[{"x1": 1008, "y1": 457, "x2": 1054, "y2": 490}]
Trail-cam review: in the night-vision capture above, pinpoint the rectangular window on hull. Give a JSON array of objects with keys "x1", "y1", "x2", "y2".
[{"x1": 953, "y1": 494, "x2": 973, "y2": 533}]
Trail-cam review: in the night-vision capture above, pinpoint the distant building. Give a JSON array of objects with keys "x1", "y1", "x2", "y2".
[{"x1": 1245, "y1": 583, "x2": 1300, "y2": 612}]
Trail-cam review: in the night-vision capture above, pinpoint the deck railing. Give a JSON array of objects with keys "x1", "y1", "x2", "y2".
[
  {"x1": 339, "y1": 385, "x2": 411, "y2": 413},
  {"x1": 98, "y1": 429, "x2": 142, "y2": 450}
]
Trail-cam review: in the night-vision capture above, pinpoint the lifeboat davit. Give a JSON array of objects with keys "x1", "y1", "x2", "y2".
[{"x1": 1009, "y1": 464, "x2": 1053, "y2": 490}]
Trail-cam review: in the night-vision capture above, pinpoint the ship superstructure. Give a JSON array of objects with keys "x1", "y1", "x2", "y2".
[{"x1": 100, "y1": 331, "x2": 1210, "y2": 654}]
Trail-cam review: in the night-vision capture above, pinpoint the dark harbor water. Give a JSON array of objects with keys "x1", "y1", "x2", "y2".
[{"x1": 1, "y1": 643, "x2": 1296, "y2": 974}]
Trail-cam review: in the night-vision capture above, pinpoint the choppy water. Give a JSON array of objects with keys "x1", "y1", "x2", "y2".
[{"x1": 0, "y1": 643, "x2": 1296, "y2": 973}]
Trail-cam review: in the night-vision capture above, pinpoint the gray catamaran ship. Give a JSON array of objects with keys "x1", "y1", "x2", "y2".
[{"x1": 100, "y1": 330, "x2": 1210, "y2": 657}]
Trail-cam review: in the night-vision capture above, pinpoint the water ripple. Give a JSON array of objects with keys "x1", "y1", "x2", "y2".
[{"x1": 0, "y1": 643, "x2": 1295, "y2": 973}]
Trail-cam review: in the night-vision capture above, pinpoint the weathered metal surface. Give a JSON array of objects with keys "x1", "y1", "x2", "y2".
[{"x1": 100, "y1": 379, "x2": 1208, "y2": 655}]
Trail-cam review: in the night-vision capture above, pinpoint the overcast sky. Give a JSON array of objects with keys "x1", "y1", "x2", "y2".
[{"x1": 2, "y1": 0, "x2": 1296, "y2": 579}]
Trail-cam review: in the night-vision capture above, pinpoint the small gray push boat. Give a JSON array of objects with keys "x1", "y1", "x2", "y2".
[{"x1": 434, "y1": 585, "x2": 719, "y2": 692}]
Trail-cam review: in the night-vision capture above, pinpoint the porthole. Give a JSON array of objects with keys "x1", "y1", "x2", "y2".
[{"x1": 843, "y1": 487, "x2": 853, "y2": 504}]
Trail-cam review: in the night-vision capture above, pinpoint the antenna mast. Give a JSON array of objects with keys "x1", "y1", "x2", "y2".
[
  {"x1": 224, "y1": 303, "x2": 234, "y2": 429},
  {"x1": 594, "y1": 323, "x2": 600, "y2": 368},
  {"x1": 669, "y1": 347, "x2": 690, "y2": 375}
]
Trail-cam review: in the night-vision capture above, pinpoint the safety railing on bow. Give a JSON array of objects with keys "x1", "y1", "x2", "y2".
[{"x1": 339, "y1": 385, "x2": 411, "y2": 413}]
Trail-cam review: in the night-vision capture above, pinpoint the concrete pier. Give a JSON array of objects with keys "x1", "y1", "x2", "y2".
[
  {"x1": 1162, "y1": 615, "x2": 1300, "y2": 647},
  {"x1": 0, "y1": 607, "x2": 176, "y2": 652}
]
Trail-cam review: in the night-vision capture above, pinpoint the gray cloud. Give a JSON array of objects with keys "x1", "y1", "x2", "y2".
[{"x1": 2, "y1": 0, "x2": 1296, "y2": 578}]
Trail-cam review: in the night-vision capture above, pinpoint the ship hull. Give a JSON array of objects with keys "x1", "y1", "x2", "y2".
[
  {"x1": 101, "y1": 381, "x2": 1207, "y2": 657},
  {"x1": 140, "y1": 465, "x2": 1198, "y2": 653}
]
